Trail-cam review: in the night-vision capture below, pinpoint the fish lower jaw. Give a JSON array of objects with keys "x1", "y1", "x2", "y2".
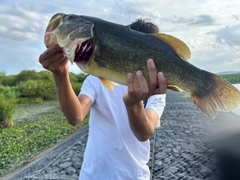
[
  {"x1": 62, "y1": 48, "x2": 74, "y2": 64},
  {"x1": 61, "y1": 40, "x2": 79, "y2": 63},
  {"x1": 76, "y1": 63, "x2": 88, "y2": 73}
]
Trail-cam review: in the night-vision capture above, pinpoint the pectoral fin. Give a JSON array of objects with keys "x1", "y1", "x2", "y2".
[
  {"x1": 99, "y1": 77, "x2": 118, "y2": 91},
  {"x1": 152, "y1": 33, "x2": 191, "y2": 61}
]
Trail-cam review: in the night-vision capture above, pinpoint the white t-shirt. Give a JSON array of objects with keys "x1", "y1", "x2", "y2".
[{"x1": 79, "y1": 75, "x2": 166, "y2": 180}]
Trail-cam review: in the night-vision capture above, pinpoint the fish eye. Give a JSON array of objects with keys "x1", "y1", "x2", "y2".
[{"x1": 65, "y1": 15, "x2": 75, "y2": 21}]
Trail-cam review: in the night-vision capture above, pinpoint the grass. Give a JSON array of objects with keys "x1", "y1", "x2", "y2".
[
  {"x1": 182, "y1": 94, "x2": 190, "y2": 98},
  {"x1": 0, "y1": 100, "x2": 88, "y2": 176}
]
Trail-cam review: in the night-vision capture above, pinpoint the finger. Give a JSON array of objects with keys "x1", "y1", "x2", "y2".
[
  {"x1": 127, "y1": 73, "x2": 134, "y2": 93},
  {"x1": 136, "y1": 70, "x2": 148, "y2": 95},
  {"x1": 41, "y1": 51, "x2": 64, "y2": 69},
  {"x1": 39, "y1": 45, "x2": 62, "y2": 63},
  {"x1": 147, "y1": 59, "x2": 158, "y2": 93},
  {"x1": 157, "y1": 72, "x2": 167, "y2": 94},
  {"x1": 50, "y1": 53, "x2": 68, "y2": 68},
  {"x1": 49, "y1": 54, "x2": 68, "y2": 71},
  {"x1": 59, "y1": 55, "x2": 69, "y2": 67}
]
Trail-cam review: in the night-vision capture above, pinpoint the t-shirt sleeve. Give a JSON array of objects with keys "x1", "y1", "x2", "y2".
[
  {"x1": 78, "y1": 76, "x2": 99, "y2": 104},
  {"x1": 145, "y1": 94, "x2": 166, "y2": 127}
]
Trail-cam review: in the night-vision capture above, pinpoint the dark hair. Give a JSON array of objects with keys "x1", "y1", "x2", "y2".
[{"x1": 128, "y1": 18, "x2": 159, "y2": 34}]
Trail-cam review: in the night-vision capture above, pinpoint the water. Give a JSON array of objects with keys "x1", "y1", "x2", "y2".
[{"x1": 232, "y1": 84, "x2": 240, "y2": 116}]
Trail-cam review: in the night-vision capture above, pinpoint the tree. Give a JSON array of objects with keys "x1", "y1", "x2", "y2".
[{"x1": 15, "y1": 70, "x2": 40, "y2": 83}]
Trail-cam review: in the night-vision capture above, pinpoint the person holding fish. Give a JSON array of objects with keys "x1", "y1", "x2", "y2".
[
  {"x1": 40, "y1": 12, "x2": 240, "y2": 179},
  {"x1": 39, "y1": 18, "x2": 166, "y2": 180}
]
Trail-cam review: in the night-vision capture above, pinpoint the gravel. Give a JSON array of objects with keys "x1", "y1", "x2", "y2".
[{"x1": 2, "y1": 90, "x2": 240, "y2": 180}]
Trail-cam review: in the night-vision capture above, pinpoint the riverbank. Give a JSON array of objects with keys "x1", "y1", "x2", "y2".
[
  {"x1": 3, "y1": 90, "x2": 240, "y2": 180},
  {"x1": 0, "y1": 101, "x2": 88, "y2": 177}
]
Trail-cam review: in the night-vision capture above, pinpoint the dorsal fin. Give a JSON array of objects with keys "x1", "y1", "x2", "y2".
[
  {"x1": 152, "y1": 33, "x2": 191, "y2": 61},
  {"x1": 99, "y1": 77, "x2": 118, "y2": 91}
]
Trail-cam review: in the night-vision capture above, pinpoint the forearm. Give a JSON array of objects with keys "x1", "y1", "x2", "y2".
[
  {"x1": 125, "y1": 94, "x2": 166, "y2": 141},
  {"x1": 123, "y1": 59, "x2": 167, "y2": 141},
  {"x1": 54, "y1": 74, "x2": 84, "y2": 126},
  {"x1": 125, "y1": 102, "x2": 156, "y2": 142}
]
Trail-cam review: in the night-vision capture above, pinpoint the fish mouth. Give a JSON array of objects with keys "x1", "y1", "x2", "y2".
[{"x1": 74, "y1": 38, "x2": 94, "y2": 65}]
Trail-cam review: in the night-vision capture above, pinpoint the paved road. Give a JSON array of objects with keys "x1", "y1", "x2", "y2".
[{"x1": 2, "y1": 91, "x2": 240, "y2": 180}]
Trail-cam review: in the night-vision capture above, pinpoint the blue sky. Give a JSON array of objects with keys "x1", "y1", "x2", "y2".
[{"x1": 0, "y1": 0, "x2": 240, "y2": 75}]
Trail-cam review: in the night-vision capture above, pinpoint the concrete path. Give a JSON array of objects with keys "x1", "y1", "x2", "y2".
[{"x1": 2, "y1": 91, "x2": 240, "y2": 180}]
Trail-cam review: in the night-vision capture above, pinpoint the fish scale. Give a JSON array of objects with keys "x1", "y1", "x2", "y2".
[{"x1": 44, "y1": 13, "x2": 240, "y2": 119}]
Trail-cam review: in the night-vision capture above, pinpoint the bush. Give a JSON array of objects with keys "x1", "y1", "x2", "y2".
[
  {"x1": 220, "y1": 73, "x2": 240, "y2": 84},
  {"x1": 0, "y1": 85, "x2": 17, "y2": 99},
  {"x1": 0, "y1": 94, "x2": 15, "y2": 128},
  {"x1": 0, "y1": 71, "x2": 6, "y2": 84},
  {"x1": 37, "y1": 70, "x2": 54, "y2": 81},
  {"x1": 17, "y1": 79, "x2": 57, "y2": 100},
  {"x1": 72, "y1": 82, "x2": 83, "y2": 95},
  {"x1": 0, "y1": 110, "x2": 89, "y2": 176},
  {"x1": 1, "y1": 75, "x2": 17, "y2": 86},
  {"x1": 17, "y1": 97, "x2": 43, "y2": 104},
  {"x1": 15, "y1": 70, "x2": 40, "y2": 83},
  {"x1": 69, "y1": 72, "x2": 79, "y2": 83},
  {"x1": 76, "y1": 73, "x2": 88, "y2": 82}
]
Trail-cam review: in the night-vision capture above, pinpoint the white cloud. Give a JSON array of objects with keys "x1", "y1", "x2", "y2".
[
  {"x1": 0, "y1": 25, "x2": 7, "y2": 32},
  {"x1": 186, "y1": 38, "x2": 204, "y2": 49},
  {"x1": 210, "y1": 24, "x2": 240, "y2": 47},
  {"x1": 0, "y1": 0, "x2": 240, "y2": 75},
  {"x1": 0, "y1": 4, "x2": 46, "y2": 43},
  {"x1": 224, "y1": 58, "x2": 240, "y2": 66}
]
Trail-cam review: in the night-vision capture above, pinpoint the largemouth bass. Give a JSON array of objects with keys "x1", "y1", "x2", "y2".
[{"x1": 44, "y1": 13, "x2": 240, "y2": 119}]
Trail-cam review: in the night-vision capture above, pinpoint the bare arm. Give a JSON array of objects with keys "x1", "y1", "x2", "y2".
[
  {"x1": 123, "y1": 59, "x2": 167, "y2": 141},
  {"x1": 53, "y1": 74, "x2": 92, "y2": 126},
  {"x1": 39, "y1": 45, "x2": 91, "y2": 126}
]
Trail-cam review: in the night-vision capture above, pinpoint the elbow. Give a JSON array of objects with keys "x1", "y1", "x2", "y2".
[
  {"x1": 136, "y1": 130, "x2": 155, "y2": 142},
  {"x1": 68, "y1": 121, "x2": 79, "y2": 127},
  {"x1": 67, "y1": 117, "x2": 83, "y2": 126},
  {"x1": 137, "y1": 136, "x2": 149, "y2": 142}
]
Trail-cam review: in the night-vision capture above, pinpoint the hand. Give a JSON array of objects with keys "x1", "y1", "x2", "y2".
[
  {"x1": 123, "y1": 59, "x2": 167, "y2": 106},
  {"x1": 39, "y1": 45, "x2": 69, "y2": 77},
  {"x1": 152, "y1": 72, "x2": 167, "y2": 95}
]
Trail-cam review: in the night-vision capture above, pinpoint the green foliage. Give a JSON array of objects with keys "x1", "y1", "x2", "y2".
[
  {"x1": 17, "y1": 79, "x2": 56, "y2": 100},
  {"x1": 69, "y1": 72, "x2": 79, "y2": 83},
  {"x1": 0, "y1": 70, "x2": 88, "y2": 102},
  {"x1": 37, "y1": 70, "x2": 54, "y2": 81},
  {"x1": 0, "y1": 101, "x2": 89, "y2": 176},
  {"x1": 0, "y1": 116, "x2": 88, "y2": 176},
  {"x1": 17, "y1": 97, "x2": 43, "y2": 104},
  {"x1": 220, "y1": 73, "x2": 240, "y2": 84},
  {"x1": 15, "y1": 70, "x2": 40, "y2": 83},
  {"x1": 0, "y1": 85, "x2": 17, "y2": 100},
  {"x1": 182, "y1": 93, "x2": 190, "y2": 98},
  {"x1": 0, "y1": 70, "x2": 90, "y2": 175},
  {"x1": 0, "y1": 71, "x2": 6, "y2": 84},
  {"x1": 0, "y1": 71, "x2": 6, "y2": 76},
  {"x1": 0, "y1": 93, "x2": 15, "y2": 128},
  {"x1": 1, "y1": 75, "x2": 17, "y2": 86},
  {"x1": 70, "y1": 73, "x2": 86, "y2": 95},
  {"x1": 72, "y1": 82, "x2": 83, "y2": 95},
  {"x1": 75, "y1": 73, "x2": 88, "y2": 82}
]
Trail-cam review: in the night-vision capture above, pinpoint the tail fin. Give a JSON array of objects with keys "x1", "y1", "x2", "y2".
[{"x1": 190, "y1": 73, "x2": 240, "y2": 119}]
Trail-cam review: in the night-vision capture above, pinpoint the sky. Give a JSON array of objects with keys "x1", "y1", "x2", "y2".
[{"x1": 0, "y1": 0, "x2": 240, "y2": 75}]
